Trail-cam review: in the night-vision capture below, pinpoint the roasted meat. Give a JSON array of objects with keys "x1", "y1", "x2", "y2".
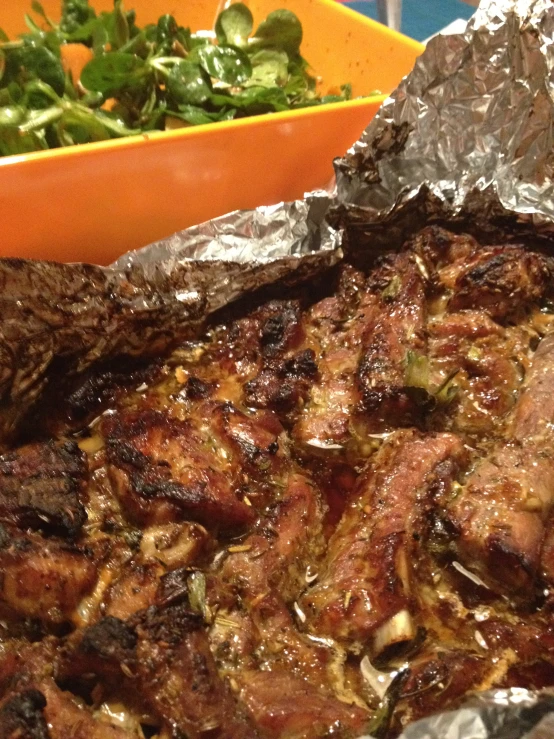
[
  {"x1": 0, "y1": 440, "x2": 88, "y2": 538},
  {"x1": 2, "y1": 227, "x2": 554, "y2": 738},
  {"x1": 449, "y1": 331, "x2": 554, "y2": 593},
  {"x1": 300, "y1": 430, "x2": 467, "y2": 658}
]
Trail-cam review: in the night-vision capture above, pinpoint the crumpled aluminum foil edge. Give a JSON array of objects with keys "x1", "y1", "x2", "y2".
[
  {"x1": 358, "y1": 689, "x2": 554, "y2": 739},
  {"x1": 0, "y1": 192, "x2": 341, "y2": 442}
]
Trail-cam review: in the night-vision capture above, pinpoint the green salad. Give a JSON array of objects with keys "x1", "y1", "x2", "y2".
[{"x1": 0, "y1": 0, "x2": 364, "y2": 156}]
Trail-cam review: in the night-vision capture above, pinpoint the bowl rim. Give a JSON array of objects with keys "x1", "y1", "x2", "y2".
[{"x1": 0, "y1": 95, "x2": 387, "y2": 168}]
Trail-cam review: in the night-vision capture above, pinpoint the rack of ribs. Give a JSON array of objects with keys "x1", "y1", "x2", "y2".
[{"x1": 2, "y1": 226, "x2": 554, "y2": 738}]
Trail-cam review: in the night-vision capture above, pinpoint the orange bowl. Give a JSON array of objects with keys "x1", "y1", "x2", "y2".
[{"x1": 0, "y1": 0, "x2": 423, "y2": 264}]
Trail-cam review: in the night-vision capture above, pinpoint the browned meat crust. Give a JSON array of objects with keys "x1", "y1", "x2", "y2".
[
  {"x1": 356, "y1": 252, "x2": 429, "y2": 427},
  {"x1": 449, "y1": 331, "x2": 554, "y2": 592},
  {"x1": 3, "y1": 227, "x2": 554, "y2": 738},
  {"x1": 0, "y1": 440, "x2": 88, "y2": 538},
  {"x1": 446, "y1": 246, "x2": 550, "y2": 320},
  {"x1": 102, "y1": 408, "x2": 256, "y2": 531},
  {"x1": 0, "y1": 527, "x2": 98, "y2": 623},
  {"x1": 133, "y1": 601, "x2": 259, "y2": 738},
  {"x1": 0, "y1": 689, "x2": 50, "y2": 739},
  {"x1": 237, "y1": 671, "x2": 369, "y2": 738},
  {"x1": 301, "y1": 431, "x2": 467, "y2": 656}
]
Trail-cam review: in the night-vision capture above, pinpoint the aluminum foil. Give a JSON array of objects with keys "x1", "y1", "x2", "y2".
[
  {"x1": 384, "y1": 689, "x2": 554, "y2": 739},
  {"x1": 335, "y1": 0, "x2": 554, "y2": 234},
  {"x1": 0, "y1": 193, "x2": 340, "y2": 443}
]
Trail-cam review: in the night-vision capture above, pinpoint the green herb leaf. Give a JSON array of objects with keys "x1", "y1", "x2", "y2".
[
  {"x1": 156, "y1": 14, "x2": 178, "y2": 45},
  {"x1": 171, "y1": 107, "x2": 209, "y2": 126},
  {"x1": 232, "y1": 85, "x2": 289, "y2": 113},
  {"x1": 93, "y1": 108, "x2": 138, "y2": 136},
  {"x1": 60, "y1": 0, "x2": 96, "y2": 35},
  {"x1": 167, "y1": 60, "x2": 211, "y2": 105},
  {"x1": 404, "y1": 350, "x2": 429, "y2": 389},
  {"x1": 31, "y1": 1, "x2": 47, "y2": 18},
  {"x1": 19, "y1": 104, "x2": 63, "y2": 131},
  {"x1": 246, "y1": 49, "x2": 288, "y2": 88},
  {"x1": 215, "y1": 3, "x2": 253, "y2": 47},
  {"x1": 0, "y1": 105, "x2": 25, "y2": 127},
  {"x1": 0, "y1": 126, "x2": 46, "y2": 155},
  {"x1": 31, "y1": 1, "x2": 55, "y2": 28},
  {"x1": 65, "y1": 16, "x2": 99, "y2": 43},
  {"x1": 252, "y1": 9, "x2": 302, "y2": 56},
  {"x1": 112, "y1": 0, "x2": 130, "y2": 49},
  {"x1": 7, "y1": 46, "x2": 66, "y2": 97},
  {"x1": 434, "y1": 370, "x2": 460, "y2": 406},
  {"x1": 340, "y1": 82, "x2": 352, "y2": 99},
  {"x1": 7, "y1": 82, "x2": 23, "y2": 104},
  {"x1": 0, "y1": 29, "x2": 9, "y2": 43},
  {"x1": 91, "y1": 21, "x2": 109, "y2": 55},
  {"x1": 81, "y1": 52, "x2": 150, "y2": 95},
  {"x1": 284, "y1": 73, "x2": 307, "y2": 98},
  {"x1": 187, "y1": 572, "x2": 207, "y2": 617},
  {"x1": 24, "y1": 13, "x2": 45, "y2": 36},
  {"x1": 382, "y1": 275, "x2": 401, "y2": 300},
  {"x1": 56, "y1": 104, "x2": 111, "y2": 144},
  {"x1": 366, "y1": 667, "x2": 410, "y2": 738},
  {"x1": 23, "y1": 79, "x2": 61, "y2": 109},
  {"x1": 319, "y1": 94, "x2": 344, "y2": 104},
  {"x1": 191, "y1": 44, "x2": 252, "y2": 86},
  {"x1": 174, "y1": 104, "x2": 230, "y2": 125}
]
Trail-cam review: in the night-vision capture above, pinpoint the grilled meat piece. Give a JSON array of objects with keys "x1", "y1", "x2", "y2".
[
  {"x1": 209, "y1": 402, "x2": 286, "y2": 492},
  {"x1": 237, "y1": 671, "x2": 369, "y2": 739},
  {"x1": 446, "y1": 245, "x2": 550, "y2": 320},
  {"x1": 103, "y1": 561, "x2": 166, "y2": 621},
  {"x1": 511, "y1": 331, "x2": 554, "y2": 441},
  {"x1": 0, "y1": 440, "x2": 87, "y2": 538},
  {"x1": 38, "y1": 679, "x2": 134, "y2": 739},
  {"x1": 0, "y1": 689, "x2": 50, "y2": 739},
  {"x1": 293, "y1": 265, "x2": 378, "y2": 451},
  {"x1": 241, "y1": 300, "x2": 317, "y2": 421},
  {"x1": 243, "y1": 349, "x2": 318, "y2": 419},
  {"x1": 218, "y1": 471, "x2": 323, "y2": 601},
  {"x1": 0, "y1": 527, "x2": 98, "y2": 624},
  {"x1": 210, "y1": 469, "x2": 333, "y2": 689},
  {"x1": 103, "y1": 408, "x2": 255, "y2": 531},
  {"x1": 356, "y1": 252, "x2": 430, "y2": 427},
  {"x1": 301, "y1": 431, "x2": 466, "y2": 656},
  {"x1": 134, "y1": 601, "x2": 258, "y2": 739},
  {"x1": 395, "y1": 649, "x2": 489, "y2": 729},
  {"x1": 427, "y1": 310, "x2": 527, "y2": 437},
  {"x1": 210, "y1": 299, "x2": 304, "y2": 389},
  {"x1": 449, "y1": 331, "x2": 554, "y2": 592},
  {"x1": 411, "y1": 225, "x2": 479, "y2": 268},
  {"x1": 61, "y1": 616, "x2": 138, "y2": 683}
]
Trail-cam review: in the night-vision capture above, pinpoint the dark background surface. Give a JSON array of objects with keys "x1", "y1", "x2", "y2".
[{"x1": 344, "y1": 0, "x2": 475, "y2": 41}]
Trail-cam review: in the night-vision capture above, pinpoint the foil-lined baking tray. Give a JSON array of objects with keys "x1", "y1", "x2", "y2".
[{"x1": 4, "y1": 0, "x2": 554, "y2": 734}]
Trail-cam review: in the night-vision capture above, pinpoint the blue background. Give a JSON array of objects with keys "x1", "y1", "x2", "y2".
[{"x1": 343, "y1": 0, "x2": 474, "y2": 42}]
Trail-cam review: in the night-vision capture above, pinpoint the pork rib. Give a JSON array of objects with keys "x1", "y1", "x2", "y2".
[{"x1": 301, "y1": 431, "x2": 466, "y2": 656}]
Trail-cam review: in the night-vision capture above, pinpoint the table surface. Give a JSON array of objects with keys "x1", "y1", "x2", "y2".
[{"x1": 343, "y1": 0, "x2": 474, "y2": 42}]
